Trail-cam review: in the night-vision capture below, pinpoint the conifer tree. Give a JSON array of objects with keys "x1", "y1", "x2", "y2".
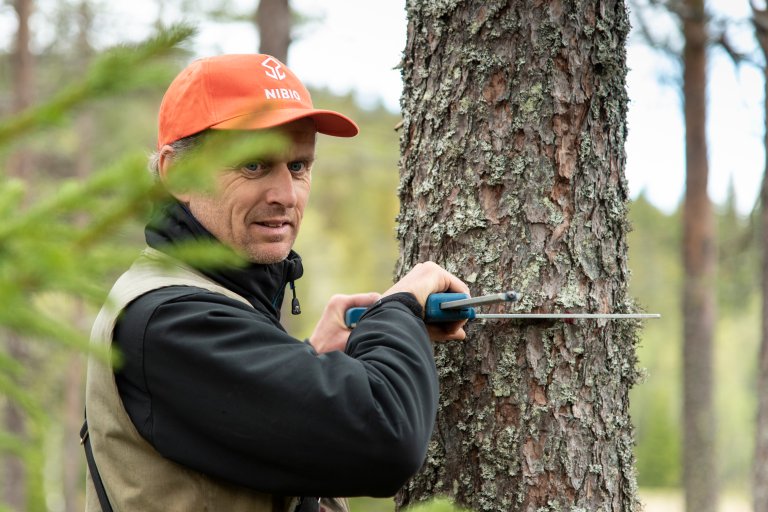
[
  {"x1": 679, "y1": 2, "x2": 717, "y2": 510},
  {"x1": 255, "y1": 0, "x2": 292, "y2": 63},
  {"x1": 395, "y1": 1, "x2": 640, "y2": 509},
  {"x1": 752, "y1": 2, "x2": 768, "y2": 510}
]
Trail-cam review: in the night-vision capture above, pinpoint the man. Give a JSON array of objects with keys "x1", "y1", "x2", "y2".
[{"x1": 83, "y1": 54, "x2": 469, "y2": 512}]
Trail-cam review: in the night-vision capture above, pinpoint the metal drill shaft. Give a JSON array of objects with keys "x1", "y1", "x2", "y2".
[{"x1": 475, "y1": 313, "x2": 661, "y2": 320}]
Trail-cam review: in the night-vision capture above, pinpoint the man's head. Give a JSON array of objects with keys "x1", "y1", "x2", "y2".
[{"x1": 153, "y1": 54, "x2": 358, "y2": 264}]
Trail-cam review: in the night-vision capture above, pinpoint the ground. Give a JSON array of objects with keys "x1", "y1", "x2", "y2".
[
  {"x1": 349, "y1": 490, "x2": 751, "y2": 512},
  {"x1": 640, "y1": 489, "x2": 749, "y2": 512}
]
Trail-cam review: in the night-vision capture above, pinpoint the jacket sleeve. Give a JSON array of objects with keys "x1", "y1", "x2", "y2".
[{"x1": 113, "y1": 287, "x2": 438, "y2": 498}]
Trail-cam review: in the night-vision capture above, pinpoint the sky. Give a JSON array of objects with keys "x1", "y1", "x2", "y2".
[{"x1": 5, "y1": 0, "x2": 764, "y2": 215}]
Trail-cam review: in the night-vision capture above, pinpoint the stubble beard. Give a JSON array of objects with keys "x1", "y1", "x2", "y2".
[
  {"x1": 239, "y1": 221, "x2": 297, "y2": 265},
  {"x1": 242, "y1": 241, "x2": 294, "y2": 265}
]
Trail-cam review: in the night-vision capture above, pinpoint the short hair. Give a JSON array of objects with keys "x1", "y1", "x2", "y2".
[{"x1": 147, "y1": 131, "x2": 207, "y2": 180}]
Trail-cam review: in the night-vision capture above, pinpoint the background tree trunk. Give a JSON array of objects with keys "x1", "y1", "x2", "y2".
[
  {"x1": 6, "y1": 0, "x2": 35, "y2": 180},
  {"x1": 10, "y1": 0, "x2": 34, "y2": 114},
  {"x1": 394, "y1": 1, "x2": 639, "y2": 510},
  {"x1": 753, "y1": 4, "x2": 768, "y2": 511},
  {"x1": 255, "y1": 0, "x2": 291, "y2": 63},
  {"x1": 3, "y1": 0, "x2": 35, "y2": 510},
  {"x1": 680, "y1": 2, "x2": 718, "y2": 512},
  {"x1": 60, "y1": 4, "x2": 93, "y2": 511}
]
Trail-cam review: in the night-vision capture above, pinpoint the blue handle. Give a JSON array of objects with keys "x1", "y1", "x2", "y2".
[
  {"x1": 344, "y1": 293, "x2": 476, "y2": 328},
  {"x1": 344, "y1": 307, "x2": 367, "y2": 328},
  {"x1": 425, "y1": 293, "x2": 476, "y2": 322}
]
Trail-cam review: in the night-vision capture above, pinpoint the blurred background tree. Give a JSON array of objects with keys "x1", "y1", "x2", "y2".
[
  {"x1": 679, "y1": 1, "x2": 718, "y2": 510},
  {"x1": 5, "y1": 0, "x2": 37, "y2": 508},
  {"x1": 752, "y1": 2, "x2": 768, "y2": 510},
  {"x1": 0, "y1": 0, "x2": 766, "y2": 511}
]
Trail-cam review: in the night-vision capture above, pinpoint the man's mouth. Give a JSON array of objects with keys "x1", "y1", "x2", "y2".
[{"x1": 251, "y1": 219, "x2": 293, "y2": 235}]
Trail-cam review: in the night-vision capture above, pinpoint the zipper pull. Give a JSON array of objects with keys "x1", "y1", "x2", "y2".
[{"x1": 290, "y1": 280, "x2": 301, "y2": 315}]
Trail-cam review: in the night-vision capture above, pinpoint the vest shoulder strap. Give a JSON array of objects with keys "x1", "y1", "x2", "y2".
[
  {"x1": 80, "y1": 418, "x2": 113, "y2": 512},
  {"x1": 110, "y1": 246, "x2": 253, "y2": 309}
]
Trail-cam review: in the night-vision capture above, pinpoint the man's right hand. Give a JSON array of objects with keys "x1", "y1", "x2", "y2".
[
  {"x1": 309, "y1": 292, "x2": 381, "y2": 354},
  {"x1": 382, "y1": 262, "x2": 471, "y2": 342}
]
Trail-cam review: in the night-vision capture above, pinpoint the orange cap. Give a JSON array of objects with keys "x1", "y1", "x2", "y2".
[{"x1": 157, "y1": 54, "x2": 359, "y2": 148}]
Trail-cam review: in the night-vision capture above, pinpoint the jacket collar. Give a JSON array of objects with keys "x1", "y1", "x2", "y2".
[{"x1": 145, "y1": 198, "x2": 303, "y2": 319}]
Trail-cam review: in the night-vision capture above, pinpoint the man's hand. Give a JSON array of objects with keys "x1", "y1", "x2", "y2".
[
  {"x1": 383, "y1": 262, "x2": 471, "y2": 342},
  {"x1": 309, "y1": 293, "x2": 381, "y2": 354}
]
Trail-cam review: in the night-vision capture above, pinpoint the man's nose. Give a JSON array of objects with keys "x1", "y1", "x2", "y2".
[{"x1": 264, "y1": 165, "x2": 298, "y2": 207}]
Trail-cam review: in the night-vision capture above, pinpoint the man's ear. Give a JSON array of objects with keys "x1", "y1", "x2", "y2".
[{"x1": 158, "y1": 145, "x2": 191, "y2": 203}]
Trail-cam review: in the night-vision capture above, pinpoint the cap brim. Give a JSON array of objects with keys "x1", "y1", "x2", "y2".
[{"x1": 210, "y1": 108, "x2": 359, "y2": 137}]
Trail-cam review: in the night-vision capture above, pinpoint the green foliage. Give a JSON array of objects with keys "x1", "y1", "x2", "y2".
[
  {"x1": 0, "y1": 25, "x2": 198, "y2": 512},
  {"x1": 628, "y1": 191, "x2": 761, "y2": 492},
  {"x1": 717, "y1": 183, "x2": 760, "y2": 313},
  {"x1": 627, "y1": 193, "x2": 684, "y2": 487}
]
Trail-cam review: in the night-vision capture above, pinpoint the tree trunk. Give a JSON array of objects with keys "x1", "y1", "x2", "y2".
[
  {"x1": 6, "y1": 0, "x2": 35, "y2": 180},
  {"x1": 395, "y1": 1, "x2": 639, "y2": 510},
  {"x1": 752, "y1": 4, "x2": 768, "y2": 511},
  {"x1": 4, "y1": 0, "x2": 35, "y2": 510},
  {"x1": 255, "y1": 0, "x2": 291, "y2": 63},
  {"x1": 11, "y1": 0, "x2": 34, "y2": 114},
  {"x1": 61, "y1": 5, "x2": 93, "y2": 511},
  {"x1": 680, "y1": 2, "x2": 717, "y2": 512}
]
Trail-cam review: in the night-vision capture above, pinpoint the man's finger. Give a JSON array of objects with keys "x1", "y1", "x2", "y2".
[
  {"x1": 329, "y1": 293, "x2": 380, "y2": 308},
  {"x1": 427, "y1": 320, "x2": 467, "y2": 342}
]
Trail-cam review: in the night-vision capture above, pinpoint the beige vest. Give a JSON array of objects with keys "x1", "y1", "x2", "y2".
[{"x1": 85, "y1": 248, "x2": 344, "y2": 512}]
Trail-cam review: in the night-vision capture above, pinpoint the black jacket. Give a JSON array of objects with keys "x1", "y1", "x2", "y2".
[{"x1": 113, "y1": 200, "x2": 439, "y2": 498}]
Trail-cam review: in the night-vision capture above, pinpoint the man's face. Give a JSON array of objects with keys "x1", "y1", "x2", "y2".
[{"x1": 162, "y1": 119, "x2": 316, "y2": 264}]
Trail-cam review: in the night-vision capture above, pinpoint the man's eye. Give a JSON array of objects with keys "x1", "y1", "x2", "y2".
[
  {"x1": 241, "y1": 161, "x2": 266, "y2": 173},
  {"x1": 287, "y1": 161, "x2": 307, "y2": 173}
]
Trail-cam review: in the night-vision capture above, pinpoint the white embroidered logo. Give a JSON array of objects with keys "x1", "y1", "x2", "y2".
[
  {"x1": 261, "y1": 57, "x2": 286, "y2": 80},
  {"x1": 265, "y1": 88, "x2": 301, "y2": 101}
]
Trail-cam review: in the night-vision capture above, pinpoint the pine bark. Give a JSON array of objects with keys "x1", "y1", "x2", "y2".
[
  {"x1": 753, "y1": 4, "x2": 768, "y2": 511},
  {"x1": 255, "y1": 0, "x2": 292, "y2": 63},
  {"x1": 680, "y1": 2, "x2": 717, "y2": 511},
  {"x1": 395, "y1": 1, "x2": 639, "y2": 510}
]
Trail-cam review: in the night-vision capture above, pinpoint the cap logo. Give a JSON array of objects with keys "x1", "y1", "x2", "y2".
[
  {"x1": 265, "y1": 88, "x2": 301, "y2": 101},
  {"x1": 262, "y1": 57, "x2": 286, "y2": 80}
]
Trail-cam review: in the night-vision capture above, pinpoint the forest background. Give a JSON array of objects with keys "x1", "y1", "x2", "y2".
[{"x1": 0, "y1": 0, "x2": 764, "y2": 511}]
